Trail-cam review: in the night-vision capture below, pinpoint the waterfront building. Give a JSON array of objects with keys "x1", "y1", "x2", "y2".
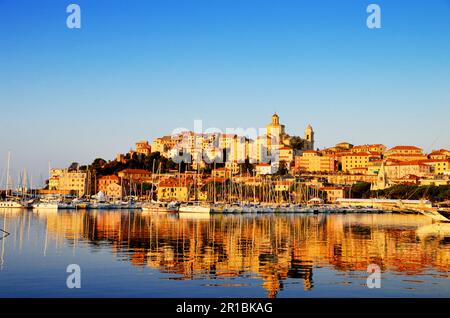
[
  {"x1": 98, "y1": 175, "x2": 121, "y2": 193},
  {"x1": 105, "y1": 182, "x2": 124, "y2": 199},
  {"x1": 320, "y1": 186, "x2": 349, "y2": 203},
  {"x1": 157, "y1": 178, "x2": 189, "y2": 201},
  {"x1": 49, "y1": 168, "x2": 88, "y2": 197}
]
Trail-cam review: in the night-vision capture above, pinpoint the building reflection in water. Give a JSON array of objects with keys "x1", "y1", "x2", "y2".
[{"x1": 1, "y1": 210, "x2": 450, "y2": 298}]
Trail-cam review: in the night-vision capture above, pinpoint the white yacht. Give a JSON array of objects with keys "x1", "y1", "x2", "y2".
[
  {"x1": 0, "y1": 200, "x2": 24, "y2": 209},
  {"x1": 142, "y1": 201, "x2": 179, "y2": 213},
  {"x1": 179, "y1": 202, "x2": 211, "y2": 213},
  {"x1": 32, "y1": 202, "x2": 59, "y2": 210}
]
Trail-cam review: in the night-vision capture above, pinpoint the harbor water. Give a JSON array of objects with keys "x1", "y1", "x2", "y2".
[{"x1": 0, "y1": 209, "x2": 449, "y2": 297}]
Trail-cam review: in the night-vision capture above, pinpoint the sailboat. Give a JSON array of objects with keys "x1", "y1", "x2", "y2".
[
  {"x1": 0, "y1": 152, "x2": 24, "y2": 209},
  {"x1": 178, "y1": 201, "x2": 211, "y2": 213},
  {"x1": 178, "y1": 161, "x2": 211, "y2": 214},
  {"x1": 32, "y1": 201, "x2": 59, "y2": 210}
]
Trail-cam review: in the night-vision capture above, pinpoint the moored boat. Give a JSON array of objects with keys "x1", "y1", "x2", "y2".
[
  {"x1": 142, "y1": 201, "x2": 178, "y2": 213},
  {"x1": 0, "y1": 200, "x2": 24, "y2": 209},
  {"x1": 179, "y1": 201, "x2": 211, "y2": 213}
]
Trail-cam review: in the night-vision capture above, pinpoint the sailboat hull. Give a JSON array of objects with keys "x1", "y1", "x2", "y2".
[{"x1": 0, "y1": 201, "x2": 23, "y2": 209}]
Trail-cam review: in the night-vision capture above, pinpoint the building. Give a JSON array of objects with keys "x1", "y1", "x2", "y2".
[
  {"x1": 335, "y1": 142, "x2": 354, "y2": 151},
  {"x1": 264, "y1": 113, "x2": 314, "y2": 155},
  {"x1": 255, "y1": 163, "x2": 273, "y2": 175},
  {"x1": 152, "y1": 135, "x2": 179, "y2": 156},
  {"x1": 116, "y1": 153, "x2": 127, "y2": 163},
  {"x1": 49, "y1": 169, "x2": 88, "y2": 197},
  {"x1": 428, "y1": 149, "x2": 450, "y2": 160},
  {"x1": 349, "y1": 167, "x2": 368, "y2": 175},
  {"x1": 303, "y1": 125, "x2": 314, "y2": 151},
  {"x1": 98, "y1": 175, "x2": 121, "y2": 193},
  {"x1": 279, "y1": 147, "x2": 294, "y2": 165},
  {"x1": 212, "y1": 168, "x2": 229, "y2": 179},
  {"x1": 419, "y1": 159, "x2": 450, "y2": 175},
  {"x1": 384, "y1": 161, "x2": 433, "y2": 179},
  {"x1": 419, "y1": 178, "x2": 450, "y2": 186},
  {"x1": 118, "y1": 169, "x2": 152, "y2": 182},
  {"x1": 135, "y1": 140, "x2": 151, "y2": 156},
  {"x1": 274, "y1": 180, "x2": 293, "y2": 192},
  {"x1": 105, "y1": 182, "x2": 124, "y2": 199},
  {"x1": 225, "y1": 161, "x2": 240, "y2": 174},
  {"x1": 384, "y1": 146, "x2": 427, "y2": 162},
  {"x1": 341, "y1": 152, "x2": 381, "y2": 172},
  {"x1": 157, "y1": 178, "x2": 189, "y2": 201},
  {"x1": 295, "y1": 151, "x2": 337, "y2": 173},
  {"x1": 351, "y1": 144, "x2": 386, "y2": 154},
  {"x1": 227, "y1": 135, "x2": 249, "y2": 163},
  {"x1": 265, "y1": 113, "x2": 287, "y2": 147},
  {"x1": 320, "y1": 186, "x2": 348, "y2": 203},
  {"x1": 327, "y1": 174, "x2": 377, "y2": 185}
]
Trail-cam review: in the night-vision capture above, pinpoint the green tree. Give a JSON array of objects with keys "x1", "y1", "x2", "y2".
[
  {"x1": 351, "y1": 182, "x2": 372, "y2": 198},
  {"x1": 289, "y1": 136, "x2": 305, "y2": 151},
  {"x1": 274, "y1": 160, "x2": 289, "y2": 176}
]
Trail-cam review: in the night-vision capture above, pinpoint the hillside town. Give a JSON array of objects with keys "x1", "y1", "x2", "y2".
[{"x1": 24, "y1": 113, "x2": 449, "y2": 208}]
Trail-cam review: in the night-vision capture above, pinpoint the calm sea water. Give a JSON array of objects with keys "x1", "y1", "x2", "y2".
[{"x1": 0, "y1": 209, "x2": 449, "y2": 298}]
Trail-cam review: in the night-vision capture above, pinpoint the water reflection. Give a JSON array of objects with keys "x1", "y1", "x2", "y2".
[{"x1": 1, "y1": 210, "x2": 450, "y2": 297}]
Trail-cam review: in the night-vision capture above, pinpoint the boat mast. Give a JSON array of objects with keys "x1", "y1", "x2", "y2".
[{"x1": 5, "y1": 151, "x2": 11, "y2": 197}]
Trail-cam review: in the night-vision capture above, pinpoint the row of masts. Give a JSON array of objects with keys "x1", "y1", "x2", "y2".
[
  {"x1": 2, "y1": 152, "x2": 325, "y2": 203},
  {"x1": 202, "y1": 177, "x2": 322, "y2": 204},
  {"x1": 2, "y1": 151, "x2": 37, "y2": 198}
]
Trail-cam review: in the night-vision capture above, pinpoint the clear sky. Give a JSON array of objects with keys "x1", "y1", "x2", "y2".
[{"x1": 1, "y1": 0, "x2": 450, "y2": 187}]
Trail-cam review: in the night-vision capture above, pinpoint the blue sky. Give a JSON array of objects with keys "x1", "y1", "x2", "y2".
[{"x1": 0, "y1": 0, "x2": 449, "y2": 186}]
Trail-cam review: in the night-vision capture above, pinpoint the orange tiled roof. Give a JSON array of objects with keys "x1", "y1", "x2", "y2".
[
  {"x1": 352, "y1": 144, "x2": 384, "y2": 149},
  {"x1": 386, "y1": 160, "x2": 428, "y2": 167},
  {"x1": 99, "y1": 175, "x2": 120, "y2": 181},
  {"x1": 119, "y1": 169, "x2": 151, "y2": 174},
  {"x1": 159, "y1": 178, "x2": 190, "y2": 187},
  {"x1": 320, "y1": 186, "x2": 345, "y2": 190},
  {"x1": 388, "y1": 145, "x2": 422, "y2": 151},
  {"x1": 343, "y1": 151, "x2": 380, "y2": 157},
  {"x1": 419, "y1": 159, "x2": 450, "y2": 164}
]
